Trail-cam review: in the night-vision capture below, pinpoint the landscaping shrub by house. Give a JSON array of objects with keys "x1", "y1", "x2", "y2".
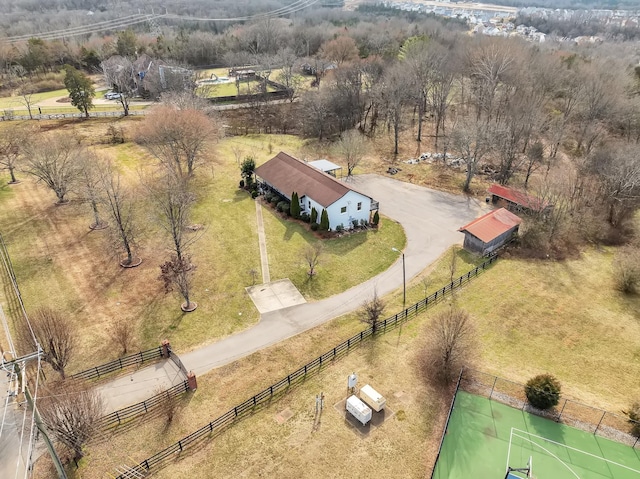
[{"x1": 525, "y1": 374, "x2": 562, "y2": 410}]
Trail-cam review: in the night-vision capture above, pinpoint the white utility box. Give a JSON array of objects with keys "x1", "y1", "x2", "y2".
[
  {"x1": 359, "y1": 384, "x2": 386, "y2": 412},
  {"x1": 346, "y1": 395, "x2": 372, "y2": 426}
]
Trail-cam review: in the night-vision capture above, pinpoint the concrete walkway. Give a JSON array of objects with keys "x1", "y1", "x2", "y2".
[
  {"x1": 97, "y1": 175, "x2": 485, "y2": 410},
  {"x1": 255, "y1": 201, "x2": 270, "y2": 284}
]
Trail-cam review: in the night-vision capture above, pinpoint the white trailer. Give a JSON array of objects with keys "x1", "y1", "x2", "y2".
[
  {"x1": 359, "y1": 384, "x2": 386, "y2": 412},
  {"x1": 346, "y1": 395, "x2": 372, "y2": 426}
]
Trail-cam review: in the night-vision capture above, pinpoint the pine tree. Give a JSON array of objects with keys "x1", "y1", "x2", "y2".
[
  {"x1": 311, "y1": 207, "x2": 318, "y2": 224},
  {"x1": 63, "y1": 65, "x2": 95, "y2": 118},
  {"x1": 290, "y1": 192, "x2": 300, "y2": 218},
  {"x1": 373, "y1": 210, "x2": 380, "y2": 226},
  {"x1": 320, "y1": 209, "x2": 330, "y2": 231}
]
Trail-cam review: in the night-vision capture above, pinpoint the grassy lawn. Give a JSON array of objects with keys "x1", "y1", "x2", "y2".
[
  {"x1": 262, "y1": 208, "x2": 405, "y2": 300},
  {"x1": 47, "y1": 244, "x2": 640, "y2": 479},
  {"x1": 197, "y1": 80, "x2": 278, "y2": 98},
  {"x1": 0, "y1": 124, "x2": 408, "y2": 371},
  {"x1": 0, "y1": 88, "x2": 68, "y2": 110}
]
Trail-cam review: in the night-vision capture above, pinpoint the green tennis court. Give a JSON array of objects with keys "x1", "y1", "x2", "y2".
[{"x1": 433, "y1": 391, "x2": 640, "y2": 479}]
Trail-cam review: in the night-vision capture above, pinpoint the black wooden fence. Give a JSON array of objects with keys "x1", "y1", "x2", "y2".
[
  {"x1": 71, "y1": 346, "x2": 164, "y2": 381},
  {"x1": 113, "y1": 255, "x2": 498, "y2": 478},
  {"x1": 96, "y1": 380, "x2": 190, "y2": 431}
]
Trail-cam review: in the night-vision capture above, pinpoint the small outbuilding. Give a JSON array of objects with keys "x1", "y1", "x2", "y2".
[
  {"x1": 488, "y1": 184, "x2": 551, "y2": 215},
  {"x1": 458, "y1": 208, "x2": 522, "y2": 255}
]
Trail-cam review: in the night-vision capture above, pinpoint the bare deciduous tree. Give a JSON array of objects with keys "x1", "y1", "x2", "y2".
[
  {"x1": 18, "y1": 83, "x2": 36, "y2": 119},
  {"x1": 159, "y1": 255, "x2": 197, "y2": 312},
  {"x1": 450, "y1": 116, "x2": 493, "y2": 192},
  {"x1": 78, "y1": 151, "x2": 107, "y2": 230},
  {"x1": 22, "y1": 133, "x2": 83, "y2": 204},
  {"x1": 109, "y1": 317, "x2": 135, "y2": 356},
  {"x1": 152, "y1": 175, "x2": 200, "y2": 311},
  {"x1": 335, "y1": 129, "x2": 368, "y2": 179},
  {"x1": 319, "y1": 36, "x2": 359, "y2": 66},
  {"x1": 38, "y1": 380, "x2": 104, "y2": 460},
  {"x1": 154, "y1": 386, "x2": 180, "y2": 425},
  {"x1": 359, "y1": 289, "x2": 386, "y2": 334},
  {"x1": 98, "y1": 159, "x2": 140, "y2": 267},
  {"x1": 136, "y1": 105, "x2": 218, "y2": 178},
  {"x1": 422, "y1": 307, "x2": 476, "y2": 387},
  {"x1": 303, "y1": 242, "x2": 324, "y2": 278},
  {"x1": 0, "y1": 124, "x2": 28, "y2": 184},
  {"x1": 101, "y1": 55, "x2": 135, "y2": 116},
  {"x1": 18, "y1": 307, "x2": 75, "y2": 379}
]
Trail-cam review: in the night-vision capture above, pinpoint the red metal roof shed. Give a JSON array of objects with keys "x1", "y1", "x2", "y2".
[
  {"x1": 458, "y1": 208, "x2": 523, "y2": 243},
  {"x1": 488, "y1": 184, "x2": 549, "y2": 212}
]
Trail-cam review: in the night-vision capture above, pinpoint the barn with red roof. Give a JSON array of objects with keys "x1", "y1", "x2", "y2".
[{"x1": 458, "y1": 208, "x2": 522, "y2": 255}]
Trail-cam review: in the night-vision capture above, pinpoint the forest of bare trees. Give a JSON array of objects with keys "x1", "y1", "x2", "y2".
[{"x1": 0, "y1": 2, "x2": 638, "y2": 256}]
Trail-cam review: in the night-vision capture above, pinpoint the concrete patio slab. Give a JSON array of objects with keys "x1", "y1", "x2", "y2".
[{"x1": 246, "y1": 278, "x2": 306, "y2": 314}]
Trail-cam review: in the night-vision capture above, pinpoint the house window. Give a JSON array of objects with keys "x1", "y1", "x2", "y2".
[
  {"x1": 357, "y1": 202, "x2": 362, "y2": 211},
  {"x1": 341, "y1": 206, "x2": 347, "y2": 214},
  {"x1": 308, "y1": 201, "x2": 311, "y2": 208}
]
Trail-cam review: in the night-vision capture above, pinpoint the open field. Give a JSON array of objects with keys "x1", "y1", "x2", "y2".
[
  {"x1": 47, "y1": 244, "x2": 640, "y2": 478},
  {"x1": 0, "y1": 124, "x2": 402, "y2": 371}
]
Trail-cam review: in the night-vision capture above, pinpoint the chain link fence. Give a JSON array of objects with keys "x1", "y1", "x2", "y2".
[{"x1": 460, "y1": 368, "x2": 640, "y2": 448}]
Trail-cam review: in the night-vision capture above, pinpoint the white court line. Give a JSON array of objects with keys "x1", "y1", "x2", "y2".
[
  {"x1": 512, "y1": 432, "x2": 581, "y2": 479},
  {"x1": 512, "y1": 428, "x2": 640, "y2": 475}
]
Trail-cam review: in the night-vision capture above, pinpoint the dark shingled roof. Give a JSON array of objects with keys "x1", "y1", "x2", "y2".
[
  {"x1": 255, "y1": 152, "x2": 370, "y2": 208},
  {"x1": 458, "y1": 208, "x2": 522, "y2": 243}
]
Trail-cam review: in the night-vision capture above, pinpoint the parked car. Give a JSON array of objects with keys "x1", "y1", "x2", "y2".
[{"x1": 104, "y1": 92, "x2": 122, "y2": 100}]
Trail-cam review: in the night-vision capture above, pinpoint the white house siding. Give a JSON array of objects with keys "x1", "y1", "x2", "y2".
[
  {"x1": 301, "y1": 195, "x2": 324, "y2": 221},
  {"x1": 325, "y1": 190, "x2": 372, "y2": 230}
]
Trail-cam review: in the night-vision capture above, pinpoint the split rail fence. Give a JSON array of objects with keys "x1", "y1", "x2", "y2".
[
  {"x1": 114, "y1": 255, "x2": 498, "y2": 478},
  {"x1": 97, "y1": 380, "x2": 190, "y2": 431},
  {"x1": 71, "y1": 346, "x2": 164, "y2": 381}
]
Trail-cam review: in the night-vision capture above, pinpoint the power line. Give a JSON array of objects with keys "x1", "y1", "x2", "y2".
[
  {"x1": 4, "y1": 15, "x2": 164, "y2": 44},
  {"x1": 2, "y1": 13, "x2": 149, "y2": 42},
  {"x1": 164, "y1": 0, "x2": 320, "y2": 22},
  {"x1": 1, "y1": 0, "x2": 321, "y2": 44}
]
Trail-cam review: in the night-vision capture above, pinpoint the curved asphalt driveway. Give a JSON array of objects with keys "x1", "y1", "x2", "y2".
[{"x1": 100, "y1": 174, "x2": 485, "y2": 411}]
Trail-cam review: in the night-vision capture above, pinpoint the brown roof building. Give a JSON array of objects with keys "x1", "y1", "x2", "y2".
[
  {"x1": 458, "y1": 208, "x2": 522, "y2": 255},
  {"x1": 255, "y1": 152, "x2": 378, "y2": 230}
]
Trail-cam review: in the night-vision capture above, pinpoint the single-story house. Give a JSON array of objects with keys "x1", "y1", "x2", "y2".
[
  {"x1": 255, "y1": 152, "x2": 378, "y2": 230},
  {"x1": 458, "y1": 208, "x2": 522, "y2": 255},
  {"x1": 488, "y1": 184, "x2": 552, "y2": 215}
]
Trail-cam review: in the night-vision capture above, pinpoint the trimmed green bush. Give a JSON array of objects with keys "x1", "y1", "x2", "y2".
[
  {"x1": 320, "y1": 209, "x2": 330, "y2": 231},
  {"x1": 525, "y1": 374, "x2": 562, "y2": 410},
  {"x1": 310, "y1": 223, "x2": 319, "y2": 231},
  {"x1": 290, "y1": 191, "x2": 300, "y2": 218},
  {"x1": 251, "y1": 191, "x2": 258, "y2": 199},
  {"x1": 239, "y1": 180, "x2": 245, "y2": 189},
  {"x1": 277, "y1": 201, "x2": 289, "y2": 213},
  {"x1": 336, "y1": 224, "x2": 344, "y2": 233},
  {"x1": 270, "y1": 196, "x2": 279, "y2": 205},
  {"x1": 300, "y1": 213, "x2": 311, "y2": 223},
  {"x1": 372, "y1": 210, "x2": 380, "y2": 226},
  {"x1": 311, "y1": 207, "x2": 318, "y2": 224}
]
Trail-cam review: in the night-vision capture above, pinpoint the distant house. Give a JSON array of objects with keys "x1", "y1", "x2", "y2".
[
  {"x1": 458, "y1": 208, "x2": 522, "y2": 255},
  {"x1": 488, "y1": 184, "x2": 551, "y2": 216},
  {"x1": 255, "y1": 152, "x2": 378, "y2": 230}
]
